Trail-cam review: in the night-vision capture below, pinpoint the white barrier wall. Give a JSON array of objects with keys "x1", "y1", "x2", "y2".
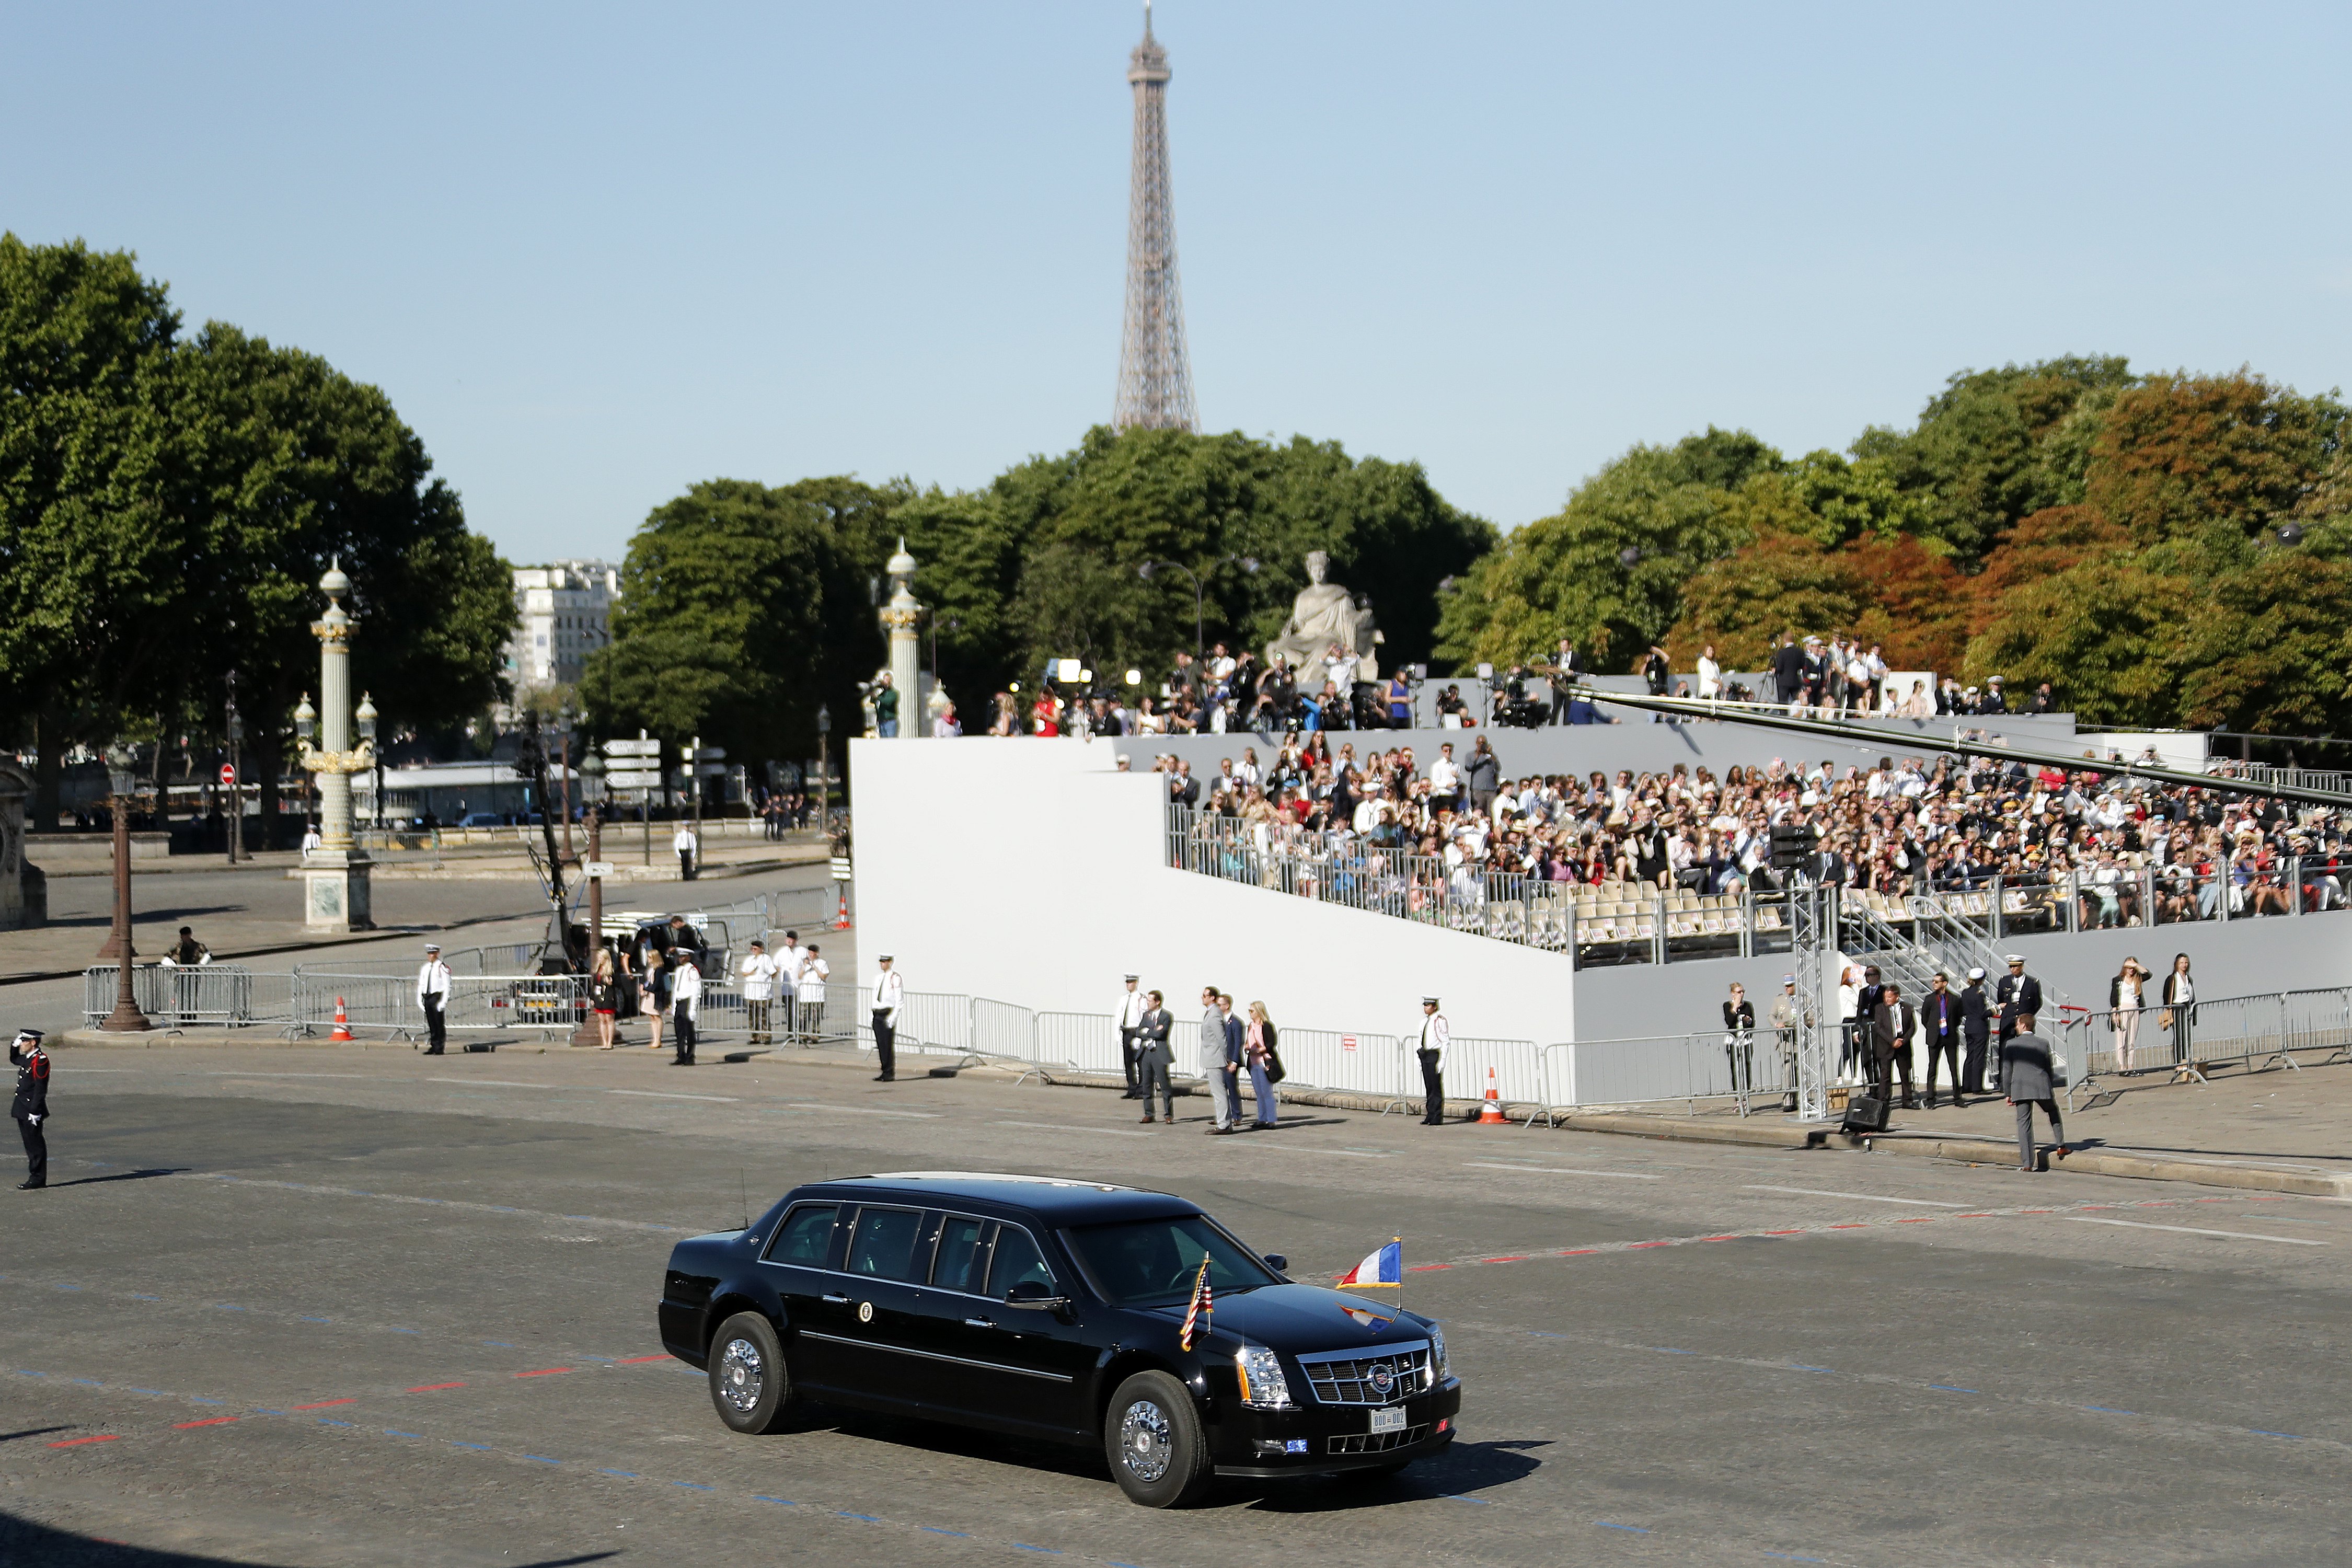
[{"x1": 852, "y1": 737, "x2": 1575, "y2": 1045}]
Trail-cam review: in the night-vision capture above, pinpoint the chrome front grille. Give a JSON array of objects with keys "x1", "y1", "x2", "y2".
[
  {"x1": 1296, "y1": 1342, "x2": 1431, "y2": 1405},
  {"x1": 1328, "y1": 1425, "x2": 1429, "y2": 1455}
]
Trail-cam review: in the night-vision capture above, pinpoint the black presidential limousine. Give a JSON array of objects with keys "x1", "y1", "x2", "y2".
[{"x1": 657, "y1": 1172, "x2": 1461, "y2": 1506}]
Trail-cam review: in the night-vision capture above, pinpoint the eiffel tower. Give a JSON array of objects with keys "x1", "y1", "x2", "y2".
[{"x1": 1113, "y1": 1, "x2": 1197, "y2": 432}]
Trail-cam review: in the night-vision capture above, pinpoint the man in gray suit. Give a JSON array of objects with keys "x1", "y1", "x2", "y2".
[
  {"x1": 1871, "y1": 982, "x2": 1919, "y2": 1110},
  {"x1": 1136, "y1": 990, "x2": 1175, "y2": 1125},
  {"x1": 1197, "y1": 986, "x2": 1238, "y2": 1134},
  {"x1": 2001, "y1": 1009, "x2": 2067, "y2": 1172}
]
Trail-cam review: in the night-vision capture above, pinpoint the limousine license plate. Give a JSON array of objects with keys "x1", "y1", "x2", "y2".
[{"x1": 1369, "y1": 1406, "x2": 1406, "y2": 1434}]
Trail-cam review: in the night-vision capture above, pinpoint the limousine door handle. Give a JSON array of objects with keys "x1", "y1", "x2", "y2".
[
  {"x1": 963, "y1": 1317, "x2": 996, "y2": 1330},
  {"x1": 822, "y1": 1294, "x2": 852, "y2": 1305}
]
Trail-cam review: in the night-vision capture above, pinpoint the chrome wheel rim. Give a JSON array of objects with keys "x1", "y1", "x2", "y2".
[
  {"x1": 717, "y1": 1336, "x2": 766, "y2": 1414},
  {"x1": 1118, "y1": 1398, "x2": 1172, "y2": 1482}
]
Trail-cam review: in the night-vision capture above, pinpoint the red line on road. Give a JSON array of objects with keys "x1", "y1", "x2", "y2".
[
  {"x1": 1897, "y1": 1217, "x2": 1939, "y2": 1224},
  {"x1": 48, "y1": 1435, "x2": 120, "y2": 1448},
  {"x1": 173, "y1": 1417, "x2": 238, "y2": 1429},
  {"x1": 406, "y1": 1382, "x2": 467, "y2": 1392},
  {"x1": 1699, "y1": 1235, "x2": 1740, "y2": 1241},
  {"x1": 1481, "y1": 1255, "x2": 1529, "y2": 1263},
  {"x1": 1406, "y1": 1264, "x2": 1452, "y2": 1273},
  {"x1": 292, "y1": 1400, "x2": 355, "y2": 1411},
  {"x1": 1761, "y1": 1229, "x2": 1807, "y2": 1236},
  {"x1": 617, "y1": 1355, "x2": 671, "y2": 1364},
  {"x1": 1827, "y1": 1224, "x2": 1869, "y2": 1230},
  {"x1": 1626, "y1": 1241, "x2": 1671, "y2": 1249},
  {"x1": 1558, "y1": 1248, "x2": 1600, "y2": 1255},
  {"x1": 514, "y1": 1367, "x2": 573, "y2": 1378}
]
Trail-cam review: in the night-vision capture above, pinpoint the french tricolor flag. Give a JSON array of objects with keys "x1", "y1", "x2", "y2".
[{"x1": 1338, "y1": 1238, "x2": 1402, "y2": 1289}]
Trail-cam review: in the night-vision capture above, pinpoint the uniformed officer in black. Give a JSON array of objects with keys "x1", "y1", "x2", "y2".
[
  {"x1": 11, "y1": 1029, "x2": 50, "y2": 1190},
  {"x1": 1994, "y1": 955, "x2": 2040, "y2": 1093}
]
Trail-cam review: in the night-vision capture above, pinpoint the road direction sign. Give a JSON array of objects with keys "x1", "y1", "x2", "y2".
[
  {"x1": 603, "y1": 737, "x2": 661, "y2": 757},
  {"x1": 582, "y1": 861, "x2": 615, "y2": 879},
  {"x1": 218, "y1": 764, "x2": 237, "y2": 786},
  {"x1": 607, "y1": 773, "x2": 662, "y2": 790},
  {"x1": 829, "y1": 856, "x2": 853, "y2": 881},
  {"x1": 682, "y1": 744, "x2": 726, "y2": 762}
]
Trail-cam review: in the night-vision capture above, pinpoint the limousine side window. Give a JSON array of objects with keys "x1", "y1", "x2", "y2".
[
  {"x1": 846, "y1": 1205, "x2": 930, "y2": 1283},
  {"x1": 763, "y1": 1203, "x2": 838, "y2": 1266},
  {"x1": 987, "y1": 1224, "x2": 1054, "y2": 1299},
  {"x1": 932, "y1": 1215, "x2": 989, "y2": 1295}
]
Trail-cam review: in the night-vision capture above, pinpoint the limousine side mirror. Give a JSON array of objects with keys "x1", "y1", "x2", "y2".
[
  {"x1": 1004, "y1": 1279, "x2": 1071, "y2": 1311},
  {"x1": 1263, "y1": 1254, "x2": 1289, "y2": 1274}
]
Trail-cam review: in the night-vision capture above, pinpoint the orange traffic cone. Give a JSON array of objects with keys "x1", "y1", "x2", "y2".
[
  {"x1": 1479, "y1": 1066, "x2": 1506, "y2": 1124},
  {"x1": 331, "y1": 996, "x2": 353, "y2": 1042},
  {"x1": 832, "y1": 884, "x2": 851, "y2": 931}
]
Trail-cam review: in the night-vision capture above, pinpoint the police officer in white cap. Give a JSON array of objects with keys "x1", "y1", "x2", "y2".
[
  {"x1": 1114, "y1": 974, "x2": 1148, "y2": 1099},
  {"x1": 1769, "y1": 975, "x2": 1803, "y2": 1112},
  {"x1": 1415, "y1": 998, "x2": 1448, "y2": 1125},
  {"x1": 417, "y1": 944, "x2": 452, "y2": 1055},
  {"x1": 1994, "y1": 954, "x2": 2039, "y2": 1093},
  {"x1": 869, "y1": 955, "x2": 903, "y2": 1081}
]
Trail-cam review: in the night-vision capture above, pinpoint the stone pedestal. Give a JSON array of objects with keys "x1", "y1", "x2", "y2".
[{"x1": 302, "y1": 852, "x2": 374, "y2": 932}]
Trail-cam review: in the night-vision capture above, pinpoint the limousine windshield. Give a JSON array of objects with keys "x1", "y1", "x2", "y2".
[{"x1": 1066, "y1": 1214, "x2": 1283, "y2": 1306}]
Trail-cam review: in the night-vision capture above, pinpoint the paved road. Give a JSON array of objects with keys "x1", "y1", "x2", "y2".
[{"x1": 1, "y1": 1042, "x2": 2344, "y2": 1567}]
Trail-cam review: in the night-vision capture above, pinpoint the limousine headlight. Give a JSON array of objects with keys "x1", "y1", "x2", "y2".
[
  {"x1": 1427, "y1": 1323, "x2": 1449, "y2": 1387},
  {"x1": 1236, "y1": 1345, "x2": 1294, "y2": 1410}
]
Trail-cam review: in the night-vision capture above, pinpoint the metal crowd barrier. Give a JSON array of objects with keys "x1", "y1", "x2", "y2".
[{"x1": 80, "y1": 966, "x2": 295, "y2": 1030}]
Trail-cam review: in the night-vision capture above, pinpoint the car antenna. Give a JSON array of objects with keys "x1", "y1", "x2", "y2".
[{"x1": 740, "y1": 1169, "x2": 749, "y2": 1232}]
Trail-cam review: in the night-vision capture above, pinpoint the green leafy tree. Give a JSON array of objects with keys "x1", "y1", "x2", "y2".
[
  {"x1": 1851, "y1": 355, "x2": 2136, "y2": 560},
  {"x1": 176, "y1": 323, "x2": 513, "y2": 828},
  {"x1": 2085, "y1": 371, "x2": 2348, "y2": 546},
  {"x1": 583, "y1": 477, "x2": 900, "y2": 767},
  {"x1": 909, "y1": 425, "x2": 1491, "y2": 702},
  {"x1": 0, "y1": 235, "x2": 186, "y2": 823},
  {"x1": 1436, "y1": 428, "x2": 1780, "y2": 671}
]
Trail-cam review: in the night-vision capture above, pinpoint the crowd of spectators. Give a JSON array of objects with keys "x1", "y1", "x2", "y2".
[
  {"x1": 1160, "y1": 733, "x2": 2352, "y2": 928},
  {"x1": 983, "y1": 642, "x2": 1410, "y2": 740}
]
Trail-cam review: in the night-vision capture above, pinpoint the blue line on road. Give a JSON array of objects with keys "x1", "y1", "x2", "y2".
[
  {"x1": 1596, "y1": 1521, "x2": 1651, "y2": 1532},
  {"x1": 1928, "y1": 1385, "x2": 1978, "y2": 1393}
]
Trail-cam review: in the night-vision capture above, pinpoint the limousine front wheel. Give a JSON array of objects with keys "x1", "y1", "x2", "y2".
[
  {"x1": 708, "y1": 1312, "x2": 794, "y2": 1435},
  {"x1": 1104, "y1": 1370, "x2": 1212, "y2": 1508}
]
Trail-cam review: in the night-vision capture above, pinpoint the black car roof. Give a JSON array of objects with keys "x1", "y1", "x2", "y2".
[{"x1": 789, "y1": 1172, "x2": 1200, "y2": 1224}]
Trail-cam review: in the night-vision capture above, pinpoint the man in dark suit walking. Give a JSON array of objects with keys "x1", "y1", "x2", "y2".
[
  {"x1": 1959, "y1": 966, "x2": 1992, "y2": 1094},
  {"x1": 1920, "y1": 971, "x2": 1966, "y2": 1108},
  {"x1": 2002, "y1": 1010, "x2": 2067, "y2": 1171}
]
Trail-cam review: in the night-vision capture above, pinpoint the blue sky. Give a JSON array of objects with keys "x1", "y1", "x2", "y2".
[{"x1": 8, "y1": 2, "x2": 2349, "y2": 563}]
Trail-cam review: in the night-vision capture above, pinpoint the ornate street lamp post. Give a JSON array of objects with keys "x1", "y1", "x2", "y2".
[
  {"x1": 815, "y1": 704, "x2": 831, "y2": 828},
  {"x1": 97, "y1": 742, "x2": 152, "y2": 1032},
  {"x1": 569, "y1": 750, "x2": 608, "y2": 1046},
  {"x1": 294, "y1": 562, "x2": 376, "y2": 931}
]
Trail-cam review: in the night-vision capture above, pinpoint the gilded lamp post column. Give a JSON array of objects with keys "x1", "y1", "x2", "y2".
[
  {"x1": 295, "y1": 562, "x2": 376, "y2": 931},
  {"x1": 881, "y1": 538, "x2": 923, "y2": 736}
]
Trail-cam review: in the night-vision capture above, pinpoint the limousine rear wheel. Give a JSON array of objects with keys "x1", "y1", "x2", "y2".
[
  {"x1": 1104, "y1": 1370, "x2": 1212, "y2": 1508},
  {"x1": 708, "y1": 1312, "x2": 794, "y2": 1435}
]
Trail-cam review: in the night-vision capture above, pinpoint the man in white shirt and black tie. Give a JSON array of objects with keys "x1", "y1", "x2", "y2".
[
  {"x1": 1415, "y1": 997, "x2": 1449, "y2": 1125},
  {"x1": 674, "y1": 821, "x2": 698, "y2": 881},
  {"x1": 670, "y1": 949, "x2": 702, "y2": 1065},
  {"x1": 775, "y1": 930, "x2": 805, "y2": 1041},
  {"x1": 1115, "y1": 974, "x2": 1148, "y2": 1099},
  {"x1": 870, "y1": 955, "x2": 903, "y2": 1081},
  {"x1": 417, "y1": 944, "x2": 452, "y2": 1055}
]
